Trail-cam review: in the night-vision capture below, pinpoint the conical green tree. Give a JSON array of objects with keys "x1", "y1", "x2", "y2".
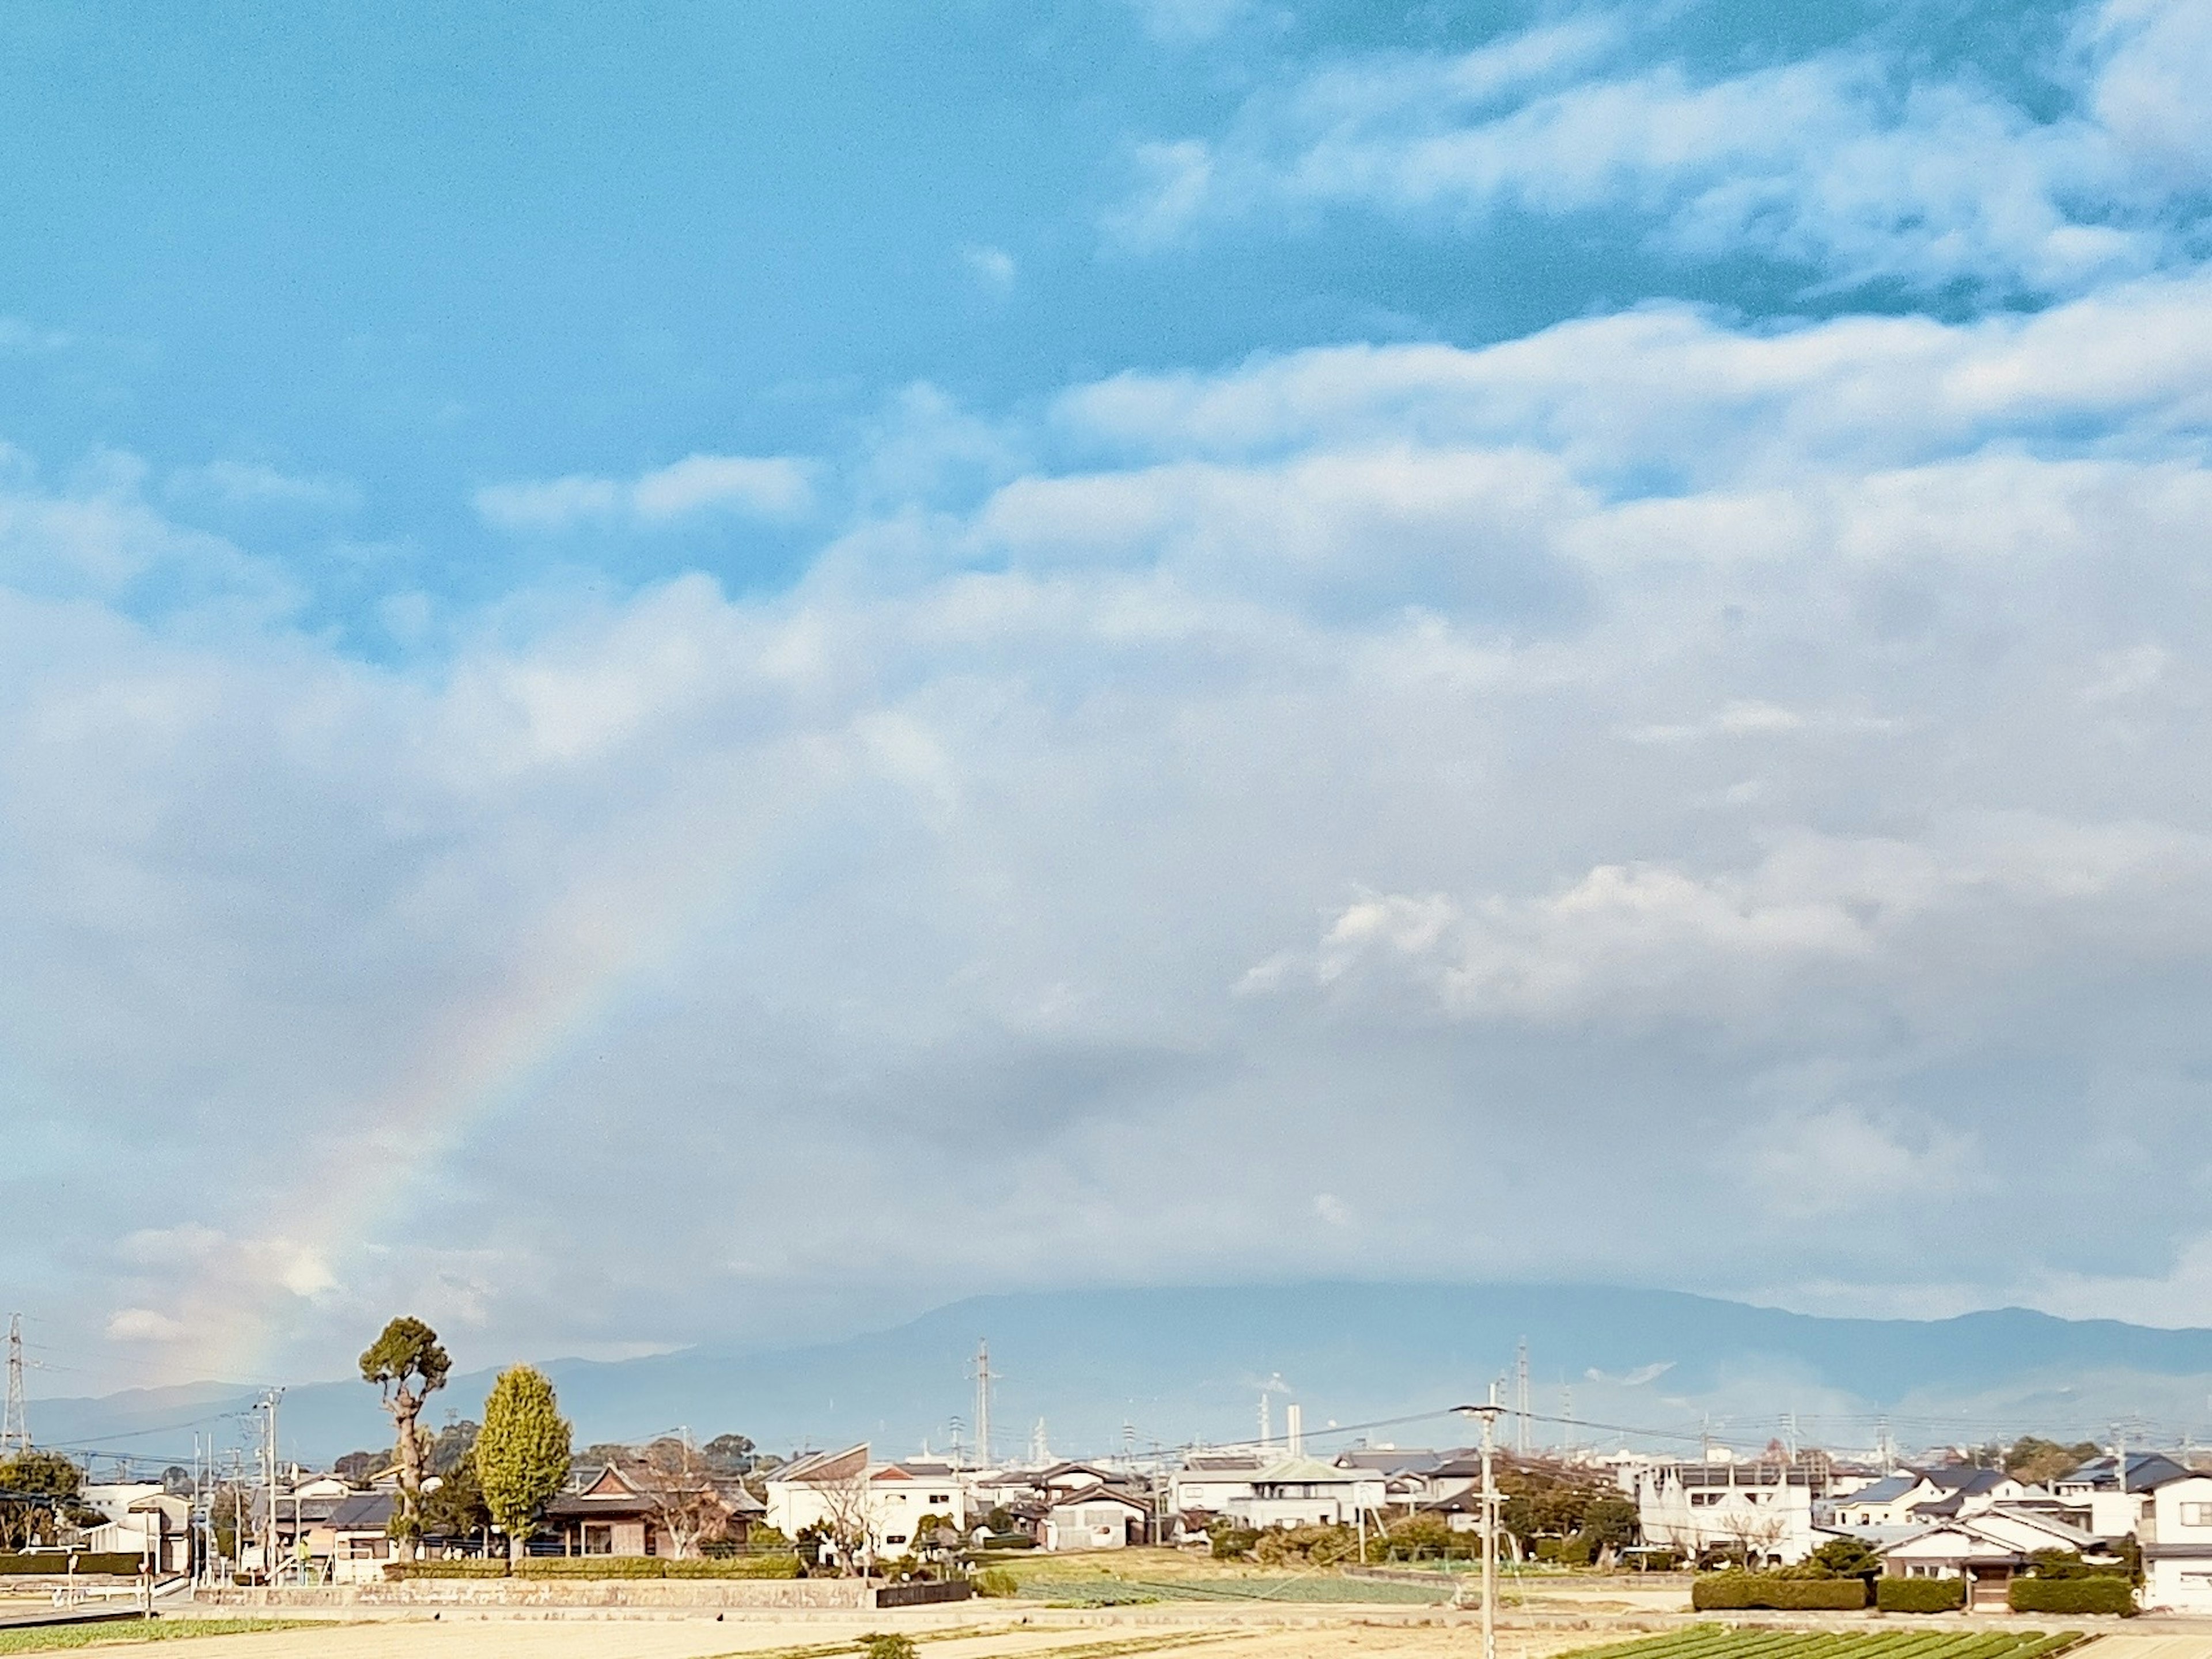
[{"x1": 475, "y1": 1365, "x2": 573, "y2": 1565}]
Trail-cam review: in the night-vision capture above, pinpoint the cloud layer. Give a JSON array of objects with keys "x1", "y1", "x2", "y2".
[
  {"x1": 7, "y1": 0, "x2": 2212, "y2": 1408},
  {"x1": 1113, "y1": 0, "x2": 2212, "y2": 296},
  {"x1": 8, "y1": 252, "x2": 2212, "y2": 1391}
]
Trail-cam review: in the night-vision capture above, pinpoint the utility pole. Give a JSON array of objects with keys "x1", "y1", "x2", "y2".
[
  {"x1": 257, "y1": 1389, "x2": 283, "y2": 1584},
  {"x1": 1560, "y1": 1384, "x2": 1573, "y2": 1461},
  {"x1": 2, "y1": 1315, "x2": 26, "y2": 1452},
  {"x1": 1458, "y1": 1385, "x2": 1506, "y2": 1659}
]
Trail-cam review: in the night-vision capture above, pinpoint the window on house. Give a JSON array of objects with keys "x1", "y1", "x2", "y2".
[
  {"x1": 582, "y1": 1525, "x2": 613, "y2": 1555},
  {"x1": 2181, "y1": 1503, "x2": 2212, "y2": 1527},
  {"x1": 929, "y1": 1494, "x2": 949, "y2": 1505},
  {"x1": 886, "y1": 1533, "x2": 907, "y2": 1545}
]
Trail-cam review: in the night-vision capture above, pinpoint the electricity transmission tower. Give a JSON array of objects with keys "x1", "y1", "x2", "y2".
[{"x1": 2, "y1": 1315, "x2": 27, "y2": 1452}]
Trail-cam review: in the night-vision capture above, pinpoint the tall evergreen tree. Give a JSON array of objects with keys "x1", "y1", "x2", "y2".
[
  {"x1": 358, "y1": 1316, "x2": 450, "y2": 1560},
  {"x1": 476, "y1": 1365, "x2": 572, "y2": 1564}
]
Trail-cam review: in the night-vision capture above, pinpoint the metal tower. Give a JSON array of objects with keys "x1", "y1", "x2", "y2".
[{"x1": 2, "y1": 1315, "x2": 27, "y2": 1452}]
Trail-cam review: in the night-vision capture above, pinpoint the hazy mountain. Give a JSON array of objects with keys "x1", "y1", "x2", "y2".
[{"x1": 31, "y1": 1283, "x2": 2212, "y2": 1470}]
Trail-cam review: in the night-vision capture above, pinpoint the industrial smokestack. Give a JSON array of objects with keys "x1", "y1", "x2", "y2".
[{"x1": 1286, "y1": 1403, "x2": 1304, "y2": 1457}]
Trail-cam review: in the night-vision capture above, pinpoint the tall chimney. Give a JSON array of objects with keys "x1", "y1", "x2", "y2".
[{"x1": 1286, "y1": 1403, "x2": 1304, "y2": 1458}]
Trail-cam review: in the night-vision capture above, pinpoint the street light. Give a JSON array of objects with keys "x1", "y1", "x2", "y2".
[{"x1": 1455, "y1": 1388, "x2": 1506, "y2": 1659}]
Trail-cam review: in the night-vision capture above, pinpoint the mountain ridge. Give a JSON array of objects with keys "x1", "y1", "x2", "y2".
[{"x1": 29, "y1": 1282, "x2": 2212, "y2": 1467}]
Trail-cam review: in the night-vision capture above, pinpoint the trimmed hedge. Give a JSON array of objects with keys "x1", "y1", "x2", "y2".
[
  {"x1": 2009, "y1": 1576, "x2": 2135, "y2": 1615},
  {"x1": 662, "y1": 1555, "x2": 802, "y2": 1579},
  {"x1": 1692, "y1": 1573, "x2": 1867, "y2": 1611},
  {"x1": 1876, "y1": 1576, "x2": 1966, "y2": 1613},
  {"x1": 0, "y1": 1552, "x2": 147, "y2": 1575},
  {"x1": 389, "y1": 1554, "x2": 804, "y2": 1582}
]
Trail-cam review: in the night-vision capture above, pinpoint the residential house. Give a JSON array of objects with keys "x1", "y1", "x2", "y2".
[
  {"x1": 1044, "y1": 1484, "x2": 1152, "y2": 1551},
  {"x1": 1332, "y1": 1449, "x2": 1480, "y2": 1515},
  {"x1": 763, "y1": 1446, "x2": 968, "y2": 1562},
  {"x1": 2142, "y1": 1472, "x2": 2212, "y2": 1611},
  {"x1": 326, "y1": 1492, "x2": 400, "y2": 1583},
  {"x1": 1878, "y1": 1509, "x2": 2116, "y2": 1611},
  {"x1": 2055, "y1": 1453, "x2": 2192, "y2": 1539},
  {"x1": 1226, "y1": 1456, "x2": 1387, "y2": 1529},
  {"x1": 1631, "y1": 1459, "x2": 1828, "y2": 1566},
  {"x1": 1168, "y1": 1453, "x2": 1262, "y2": 1522},
  {"x1": 78, "y1": 1484, "x2": 189, "y2": 1573},
  {"x1": 544, "y1": 1462, "x2": 764, "y2": 1559}
]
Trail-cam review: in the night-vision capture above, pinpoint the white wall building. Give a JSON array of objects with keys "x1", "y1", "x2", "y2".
[
  {"x1": 1225, "y1": 1457, "x2": 1387, "y2": 1529},
  {"x1": 1169, "y1": 1455, "x2": 1262, "y2": 1517},
  {"x1": 763, "y1": 1446, "x2": 968, "y2": 1560},
  {"x1": 1632, "y1": 1461, "x2": 1821, "y2": 1565},
  {"x1": 2143, "y1": 1474, "x2": 2212, "y2": 1612},
  {"x1": 1044, "y1": 1486, "x2": 1150, "y2": 1551},
  {"x1": 79, "y1": 1483, "x2": 188, "y2": 1573}
]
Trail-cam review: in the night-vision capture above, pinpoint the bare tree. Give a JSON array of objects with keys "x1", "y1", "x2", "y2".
[
  {"x1": 815, "y1": 1463, "x2": 876, "y2": 1573},
  {"x1": 628, "y1": 1439, "x2": 730, "y2": 1560},
  {"x1": 1720, "y1": 1503, "x2": 1789, "y2": 1567}
]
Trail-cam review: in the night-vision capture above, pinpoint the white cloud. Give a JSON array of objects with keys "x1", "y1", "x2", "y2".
[
  {"x1": 476, "y1": 453, "x2": 815, "y2": 533},
  {"x1": 1110, "y1": 0, "x2": 2212, "y2": 293},
  {"x1": 962, "y1": 244, "x2": 1018, "y2": 291},
  {"x1": 166, "y1": 460, "x2": 361, "y2": 513},
  {"x1": 14, "y1": 270, "x2": 2212, "y2": 1384}
]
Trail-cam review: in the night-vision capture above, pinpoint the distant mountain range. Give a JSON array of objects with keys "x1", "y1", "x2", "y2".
[{"x1": 31, "y1": 1283, "x2": 2212, "y2": 1470}]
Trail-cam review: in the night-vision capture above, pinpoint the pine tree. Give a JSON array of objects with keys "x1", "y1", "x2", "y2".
[{"x1": 476, "y1": 1365, "x2": 573, "y2": 1563}]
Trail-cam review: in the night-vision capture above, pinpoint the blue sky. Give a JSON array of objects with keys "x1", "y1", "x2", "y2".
[{"x1": 7, "y1": 0, "x2": 2212, "y2": 1395}]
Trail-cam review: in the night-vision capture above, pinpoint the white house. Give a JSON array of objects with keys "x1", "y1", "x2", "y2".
[
  {"x1": 78, "y1": 1483, "x2": 189, "y2": 1573},
  {"x1": 1044, "y1": 1485, "x2": 1151, "y2": 1551},
  {"x1": 1631, "y1": 1460, "x2": 1821, "y2": 1566},
  {"x1": 2055, "y1": 1453, "x2": 2191, "y2": 1539},
  {"x1": 1225, "y1": 1457, "x2": 1387, "y2": 1529},
  {"x1": 1169, "y1": 1454, "x2": 1262, "y2": 1517},
  {"x1": 1821, "y1": 1465, "x2": 2028, "y2": 1534},
  {"x1": 1880, "y1": 1509, "x2": 2118, "y2": 1612},
  {"x1": 763, "y1": 1446, "x2": 968, "y2": 1561},
  {"x1": 2143, "y1": 1474, "x2": 2212, "y2": 1612}
]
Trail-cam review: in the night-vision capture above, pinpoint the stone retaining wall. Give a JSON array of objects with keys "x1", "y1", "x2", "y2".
[{"x1": 209, "y1": 1578, "x2": 873, "y2": 1610}]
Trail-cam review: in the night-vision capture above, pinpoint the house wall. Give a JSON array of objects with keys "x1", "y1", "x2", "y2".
[
  {"x1": 1046, "y1": 1503, "x2": 1139, "y2": 1550},
  {"x1": 2145, "y1": 1475, "x2": 2212, "y2": 1611},
  {"x1": 764, "y1": 1474, "x2": 968, "y2": 1559},
  {"x1": 1633, "y1": 1468, "x2": 1816, "y2": 1564}
]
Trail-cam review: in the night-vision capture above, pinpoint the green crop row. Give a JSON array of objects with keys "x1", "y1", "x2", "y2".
[{"x1": 1556, "y1": 1626, "x2": 2085, "y2": 1659}]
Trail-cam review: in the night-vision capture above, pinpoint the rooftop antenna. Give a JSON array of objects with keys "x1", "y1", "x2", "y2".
[{"x1": 2, "y1": 1316, "x2": 27, "y2": 1453}]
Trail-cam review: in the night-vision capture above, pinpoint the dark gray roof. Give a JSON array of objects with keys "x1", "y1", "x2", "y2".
[
  {"x1": 1839, "y1": 1474, "x2": 1916, "y2": 1505},
  {"x1": 328, "y1": 1493, "x2": 396, "y2": 1531},
  {"x1": 2059, "y1": 1452, "x2": 2190, "y2": 1492},
  {"x1": 1916, "y1": 1465, "x2": 2005, "y2": 1494}
]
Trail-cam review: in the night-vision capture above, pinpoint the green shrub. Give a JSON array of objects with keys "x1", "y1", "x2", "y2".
[
  {"x1": 1877, "y1": 1575, "x2": 1966, "y2": 1612},
  {"x1": 0, "y1": 1553, "x2": 149, "y2": 1576},
  {"x1": 1209, "y1": 1522, "x2": 1260, "y2": 1560},
  {"x1": 1692, "y1": 1572, "x2": 1866, "y2": 1610},
  {"x1": 1253, "y1": 1522, "x2": 1358, "y2": 1566},
  {"x1": 859, "y1": 1635, "x2": 916, "y2": 1659},
  {"x1": 665, "y1": 1554, "x2": 801, "y2": 1578},
  {"x1": 385, "y1": 1560, "x2": 512, "y2": 1579},
  {"x1": 2009, "y1": 1575, "x2": 2134, "y2": 1615},
  {"x1": 516, "y1": 1555, "x2": 668, "y2": 1578},
  {"x1": 971, "y1": 1567, "x2": 1020, "y2": 1598}
]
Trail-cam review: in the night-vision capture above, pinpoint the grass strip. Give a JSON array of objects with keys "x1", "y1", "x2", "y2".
[{"x1": 0, "y1": 1619, "x2": 311, "y2": 1654}]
